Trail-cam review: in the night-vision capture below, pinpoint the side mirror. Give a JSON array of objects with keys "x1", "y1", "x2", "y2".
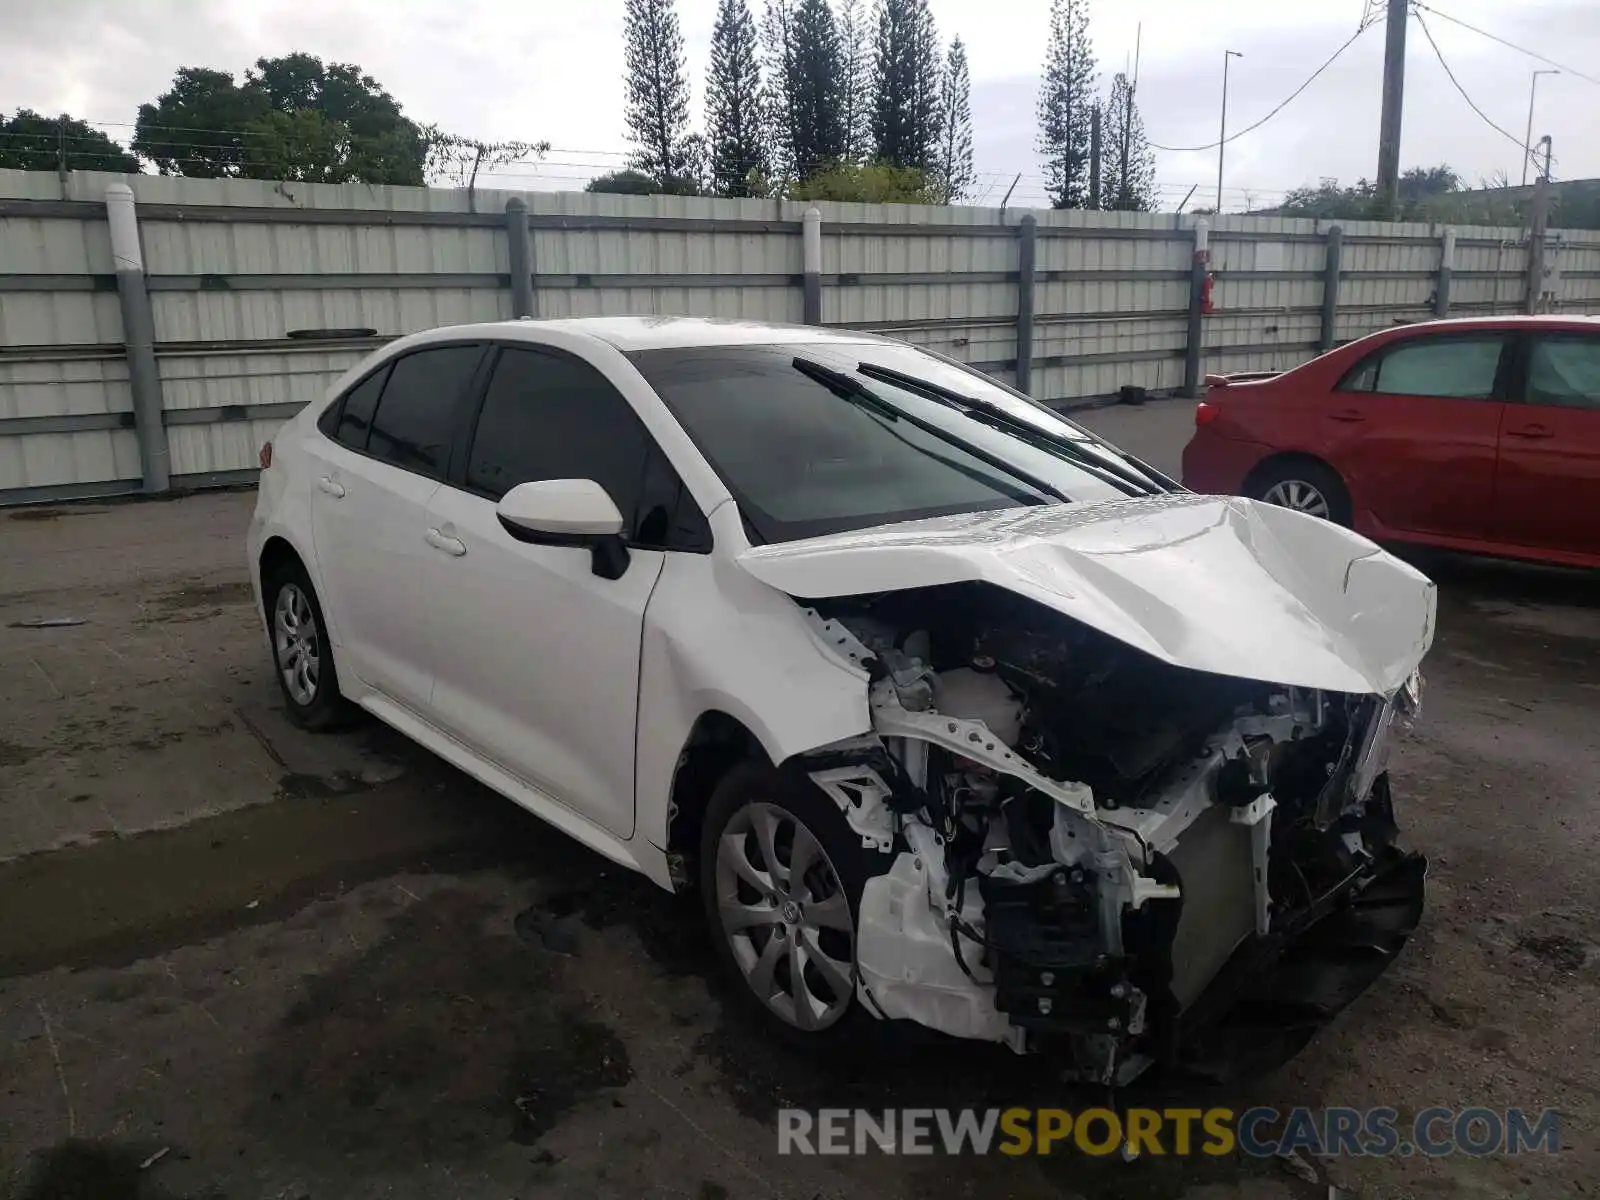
[{"x1": 495, "y1": 479, "x2": 631, "y2": 580}]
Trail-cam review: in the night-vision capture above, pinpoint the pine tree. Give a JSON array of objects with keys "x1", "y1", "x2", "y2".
[
  {"x1": 623, "y1": 0, "x2": 694, "y2": 184},
  {"x1": 1036, "y1": 0, "x2": 1097, "y2": 209},
  {"x1": 1101, "y1": 72, "x2": 1156, "y2": 211},
  {"x1": 837, "y1": 0, "x2": 873, "y2": 162},
  {"x1": 789, "y1": 0, "x2": 847, "y2": 176},
  {"x1": 934, "y1": 37, "x2": 975, "y2": 203},
  {"x1": 871, "y1": 0, "x2": 943, "y2": 172},
  {"x1": 706, "y1": 0, "x2": 768, "y2": 196},
  {"x1": 760, "y1": 0, "x2": 799, "y2": 179}
]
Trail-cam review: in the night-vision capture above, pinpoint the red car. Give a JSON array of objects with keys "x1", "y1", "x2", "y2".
[{"x1": 1181, "y1": 315, "x2": 1600, "y2": 569}]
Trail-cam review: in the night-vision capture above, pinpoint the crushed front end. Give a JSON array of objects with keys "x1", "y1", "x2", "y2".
[{"x1": 797, "y1": 584, "x2": 1427, "y2": 1085}]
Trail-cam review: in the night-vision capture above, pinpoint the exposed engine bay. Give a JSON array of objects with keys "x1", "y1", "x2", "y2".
[{"x1": 797, "y1": 582, "x2": 1427, "y2": 1084}]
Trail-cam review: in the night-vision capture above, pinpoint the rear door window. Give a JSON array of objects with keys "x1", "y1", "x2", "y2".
[
  {"x1": 319, "y1": 364, "x2": 389, "y2": 450},
  {"x1": 1344, "y1": 335, "x2": 1508, "y2": 400},
  {"x1": 365, "y1": 345, "x2": 484, "y2": 477},
  {"x1": 1527, "y1": 335, "x2": 1600, "y2": 410}
]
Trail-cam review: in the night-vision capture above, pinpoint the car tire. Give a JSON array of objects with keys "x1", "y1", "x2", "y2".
[
  {"x1": 698, "y1": 761, "x2": 893, "y2": 1047},
  {"x1": 263, "y1": 560, "x2": 352, "y2": 731},
  {"x1": 1248, "y1": 458, "x2": 1353, "y2": 526}
]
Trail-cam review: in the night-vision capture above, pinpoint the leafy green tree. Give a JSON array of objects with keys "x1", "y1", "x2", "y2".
[
  {"x1": 1100, "y1": 72, "x2": 1154, "y2": 211},
  {"x1": 133, "y1": 67, "x2": 268, "y2": 177},
  {"x1": 871, "y1": 0, "x2": 943, "y2": 171},
  {"x1": 0, "y1": 109, "x2": 140, "y2": 173},
  {"x1": 787, "y1": 159, "x2": 939, "y2": 202},
  {"x1": 133, "y1": 56, "x2": 425, "y2": 183},
  {"x1": 244, "y1": 55, "x2": 424, "y2": 184},
  {"x1": 1277, "y1": 167, "x2": 1461, "y2": 220},
  {"x1": 623, "y1": 0, "x2": 696, "y2": 183},
  {"x1": 586, "y1": 169, "x2": 662, "y2": 194},
  {"x1": 706, "y1": 0, "x2": 769, "y2": 196},
  {"x1": 933, "y1": 38, "x2": 974, "y2": 203},
  {"x1": 1036, "y1": 0, "x2": 1096, "y2": 208}
]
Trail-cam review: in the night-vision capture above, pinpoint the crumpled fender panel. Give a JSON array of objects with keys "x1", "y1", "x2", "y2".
[{"x1": 738, "y1": 495, "x2": 1436, "y2": 696}]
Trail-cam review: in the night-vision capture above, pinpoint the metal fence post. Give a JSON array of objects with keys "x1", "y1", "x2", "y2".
[
  {"x1": 1435, "y1": 227, "x2": 1455, "y2": 318},
  {"x1": 1318, "y1": 225, "x2": 1344, "y2": 353},
  {"x1": 105, "y1": 184, "x2": 169, "y2": 494},
  {"x1": 1182, "y1": 219, "x2": 1210, "y2": 398},
  {"x1": 1015, "y1": 215, "x2": 1037, "y2": 396},
  {"x1": 505, "y1": 197, "x2": 535, "y2": 318},
  {"x1": 802, "y1": 208, "x2": 823, "y2": 325}
]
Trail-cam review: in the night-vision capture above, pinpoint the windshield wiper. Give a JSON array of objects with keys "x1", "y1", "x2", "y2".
[
  {"x1": 790, "y1": 357, "x2": 1071, "y2": 505},
  {"x1": 855, "y1": 361, "x2": 1172, "y2": 496}
]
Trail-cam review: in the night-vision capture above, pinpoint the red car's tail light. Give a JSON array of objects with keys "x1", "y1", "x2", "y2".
[
  {"x1": 259, "y1": 441, "x2": 273, "y2": 469},
  {"x1": 1194, "y1": 402, "x2": 1220, "y2": 427}
]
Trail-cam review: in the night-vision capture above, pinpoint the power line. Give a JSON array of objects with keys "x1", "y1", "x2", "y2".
[
  {"x1": 1147, "y1": 20, "x2": 1381, "y2": 153},
  {"x1": 1410, "y1": 1, "x2": 1600, "y2": 87},
  {"x1": 1412, "y1": 9, "x2": 1549, "y2": 170}
]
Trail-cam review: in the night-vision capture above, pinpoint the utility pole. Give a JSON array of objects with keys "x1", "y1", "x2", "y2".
[
  {"x1": 1216, "y1": 49, "x2": 1242, "y2": 213},
  {"x1": 1375, "y1": 0, "x2": 1408, "y2": 219}
]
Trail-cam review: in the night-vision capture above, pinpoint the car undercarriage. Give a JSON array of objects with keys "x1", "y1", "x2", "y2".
[{"x1": 794, "y1": 582, "x2": 1427, "y2": 1084}]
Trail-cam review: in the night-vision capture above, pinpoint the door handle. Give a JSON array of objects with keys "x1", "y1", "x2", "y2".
[
  {"x1": 317, "y1": 475, "x2": 346, "y2": 498},
  {"x1": 1507, "y1": 424, "x2": 1554, "y2": 439},
  {"x1": 1328, "y1": 409, "x2": 1366, "y2": 424},
  {"x1": 425, "y1": 528, "x2": 467, "y2": 557}
]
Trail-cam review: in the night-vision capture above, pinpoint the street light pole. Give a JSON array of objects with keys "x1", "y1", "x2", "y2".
[
  {"x1": 1522, "y1": 70, "x2": 1560, "y2": 186},
  {"x1": 1217, "y1": 49, "x2": 1242, "y2": 213}
]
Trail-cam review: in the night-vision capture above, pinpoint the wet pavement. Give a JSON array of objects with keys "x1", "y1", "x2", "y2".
[{"x1": 1, "y1": 432, "x2": 1597, "y2": 1198}]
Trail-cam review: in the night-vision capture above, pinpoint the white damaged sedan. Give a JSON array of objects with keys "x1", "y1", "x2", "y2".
[{"x1": 249, "y1": 316, "x2": 1433, "y2": 1083}]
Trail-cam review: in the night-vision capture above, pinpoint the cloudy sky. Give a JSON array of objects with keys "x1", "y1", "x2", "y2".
[{"x1": 3, "y1": 0, "x2": 1596, "y2": 209}]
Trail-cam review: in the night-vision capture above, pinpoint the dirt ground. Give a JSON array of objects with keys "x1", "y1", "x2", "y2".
[{"x1": 1, "y1": 405, "x2": 1597, "y2": 1199}]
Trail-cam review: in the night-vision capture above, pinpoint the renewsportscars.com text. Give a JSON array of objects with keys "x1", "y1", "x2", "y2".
[{"x1": 777, "y1": 1106, "x2": 1562, "y2": 1158}]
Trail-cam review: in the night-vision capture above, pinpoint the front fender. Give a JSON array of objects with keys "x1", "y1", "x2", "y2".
[{"x1": 634, "y1": 553, "x2": 872, "y2": 851}]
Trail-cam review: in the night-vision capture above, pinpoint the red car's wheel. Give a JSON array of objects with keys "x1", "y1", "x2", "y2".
[{"x1": 1248, "y1": 459, "x2": 1353, "y2": 527}]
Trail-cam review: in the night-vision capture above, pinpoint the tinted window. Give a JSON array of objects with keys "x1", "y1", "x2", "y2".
[
  {"x1": 322, "y1": 365, "x2": 389, "y2": 449},
  {"x1": 1527, "y1": 336, "x2": 1600, "y2": 410},
  {"x1": 467, "y1": 346, "x2": 707, "y2": 548},
  {"x1": 366, "y1": 346, "x2": 482, "y2": 475},
  {"x1": 628, "y1": 344, "x2": 1108, "y2": 543},
  {"x1": 1348, "y1": 336, "x2": 1505, "y2": 399}
]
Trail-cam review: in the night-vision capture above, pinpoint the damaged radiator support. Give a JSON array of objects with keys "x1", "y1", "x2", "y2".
[{"x1": 797, "y1": 604, "x2": 1425, "y2": 1084}]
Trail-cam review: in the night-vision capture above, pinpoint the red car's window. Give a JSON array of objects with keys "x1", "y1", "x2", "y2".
[
  {"x1": 1528, "y1": 337, "x2": 1600, "y2": 410},
  {"x1": 1341, "y1": 335, "x2": 1506, "y2": 400}
]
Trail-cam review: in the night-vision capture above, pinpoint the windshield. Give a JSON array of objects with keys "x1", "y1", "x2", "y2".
[{"x1": 628, "y1": 341, "x2": 1136, "y2": 543}]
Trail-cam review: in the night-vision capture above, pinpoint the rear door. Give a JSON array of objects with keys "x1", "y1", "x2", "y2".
[
  {"x1": 307, "y1": 342, "x2": 486, "y2": 708},
  {"x1": 1323, "y1": 331, "x2": 1510, "y2": 540},
  {"x1": 1492, "y1": 330, "x2": 1600, "y2": 559}
]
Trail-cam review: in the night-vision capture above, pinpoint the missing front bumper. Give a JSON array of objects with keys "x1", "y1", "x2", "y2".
[{"x1": 1172, "y1": 846, "x2": 1428, "y2": 1082}]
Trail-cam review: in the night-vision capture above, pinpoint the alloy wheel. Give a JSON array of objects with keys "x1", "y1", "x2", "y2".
[
  {"x1": 714, "y1": 801, "x2": 857, "y2": 1031},
  {"x1": 273, "y1": 583, "x2": 321, "y2": 707},
  {"x1": 1261, "y1": 478, "x2": 1332, "y2": 519}
]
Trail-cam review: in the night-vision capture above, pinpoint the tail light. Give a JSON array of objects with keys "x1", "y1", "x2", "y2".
[
  {"x1": 1195, "y1": 402, "x2": 1220, "y2": 427},
  {"x1": 259, "y1": 441, "x2": 273, "y2": 469}
]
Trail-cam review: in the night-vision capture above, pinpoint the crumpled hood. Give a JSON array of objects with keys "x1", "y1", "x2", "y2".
[{"x1": 738, "y1": 495, "x2": 1436, "y2": 696}]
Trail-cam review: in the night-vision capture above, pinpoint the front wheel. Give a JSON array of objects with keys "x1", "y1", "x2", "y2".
[
  {"x1": 1248, "y1": 458, "x2": 1353, "y2": 526},
  {"x1": 699, "y1": 763, "x2": 890, "y2": 1044}
]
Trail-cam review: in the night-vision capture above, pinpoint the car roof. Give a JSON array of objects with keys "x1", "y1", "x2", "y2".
[
  {"x1": 399, "y1": 315, "x2": 895, "y2": 353},
  {"x1": 1367, "y1": 314, "x2": 1600, "y2": 336}
]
